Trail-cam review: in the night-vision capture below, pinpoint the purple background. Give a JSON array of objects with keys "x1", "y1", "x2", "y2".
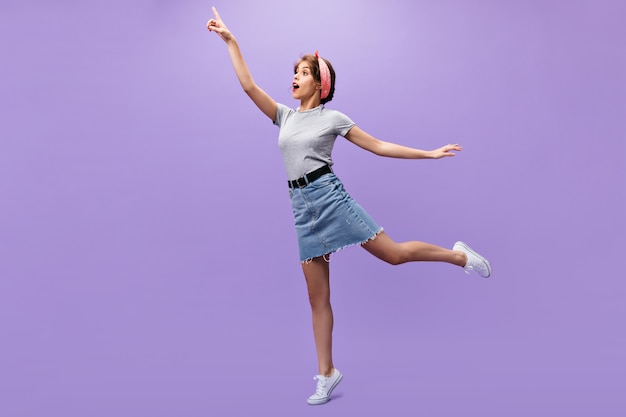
[{"x1": 1, "y1": 1, "x2": 624, "y2": 416}]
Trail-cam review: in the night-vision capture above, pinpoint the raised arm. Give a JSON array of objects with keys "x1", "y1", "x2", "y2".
[
  {"x1": 345, "y1": 126, "x2": 462, "y2": 159},
  {"x1": 207, "y1": 7, "x2": 277, "y2": 121}
]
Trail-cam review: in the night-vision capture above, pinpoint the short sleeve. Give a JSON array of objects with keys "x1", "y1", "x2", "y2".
[
  {"x1": 332, "y1": 110, "x2": 356, "y2": 137},
  {"x1": 273, "y1": 103, "x2": 292, "y2": 127}
]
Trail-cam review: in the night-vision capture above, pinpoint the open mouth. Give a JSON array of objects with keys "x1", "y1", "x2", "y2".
[{"x1": 292, "y1": 83, "x2": 300, "y2": 90}]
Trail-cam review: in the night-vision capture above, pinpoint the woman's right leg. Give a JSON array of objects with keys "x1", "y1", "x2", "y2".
[
  {"x1": 362, "y1": 231, "x2": 492, "y2": 277},
  {"x1": 362, "y1": 231, "x2": 466, "y2": 266},
  {"x1": 302, "y1": 256, "x2": 335, "y2": 377}
]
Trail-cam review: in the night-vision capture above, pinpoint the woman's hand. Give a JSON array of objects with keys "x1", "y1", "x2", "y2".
[
  {"x1": 207, "y1": 6, "x2": 234, "y2": 43},
  {"x1": 430, "y1": 144, "x2": 462, "y2": 159}
]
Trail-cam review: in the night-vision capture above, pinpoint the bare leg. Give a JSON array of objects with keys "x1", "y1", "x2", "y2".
[
  {"x1": 302, "y1": 256, "x2": 335, "y2": 377},
  {"x1": 362, "y1": 231, "x2": 467, "y2": 266}
]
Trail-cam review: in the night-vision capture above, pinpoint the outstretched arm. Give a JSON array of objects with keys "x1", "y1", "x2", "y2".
[
  {"x1": 207, "y1": 7, "x2": 277, "y2": 121},
  {"x1": 345, "y1": 126, "x2": 462, "y2": 159}
]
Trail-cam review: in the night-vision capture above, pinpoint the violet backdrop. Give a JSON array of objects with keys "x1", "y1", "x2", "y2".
[{"x1": 1, "y1": 1, "x2": 624, "y2": 416}]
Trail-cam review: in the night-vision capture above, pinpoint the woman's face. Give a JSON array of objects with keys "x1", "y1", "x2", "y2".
[{"x1": 292, "y1": 60, "x2": 319, "y2": 100}]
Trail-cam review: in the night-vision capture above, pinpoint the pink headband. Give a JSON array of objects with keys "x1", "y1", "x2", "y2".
[{"x1": 315, "y1": 51, "x2": 331, "y2": 100}]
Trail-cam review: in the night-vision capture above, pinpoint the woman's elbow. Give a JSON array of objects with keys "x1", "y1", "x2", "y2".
[{"x1": 371, "y1": 141, "x2": 387, "y2": 156}]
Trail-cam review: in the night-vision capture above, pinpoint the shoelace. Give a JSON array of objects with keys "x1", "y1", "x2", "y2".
[
  {"x1": 466, "y1": 259, "x2": 488, "y2": 275},
  {"x1": 313, "y1": 375, "x2": 327, "y2": 397},
  {"x1": 465, "y1": 259, "x2": 483, "y2": 274}
]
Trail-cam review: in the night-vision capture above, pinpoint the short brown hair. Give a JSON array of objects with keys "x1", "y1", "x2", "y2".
[{"x1": 295, "y1": 54, "x2": 336, "y2": 104}]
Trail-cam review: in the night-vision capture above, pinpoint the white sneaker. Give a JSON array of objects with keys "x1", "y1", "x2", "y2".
[
  {"x1": 307, "y1": 368, "x2": 343, "y2": 405},
  {"x1": 453, "y1": 241, "x2": 492, "y2": 278}
]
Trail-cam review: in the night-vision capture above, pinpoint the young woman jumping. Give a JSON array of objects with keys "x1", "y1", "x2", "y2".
[{"x1": 207, "y1": 6, "x2": 491, "y2": 406}]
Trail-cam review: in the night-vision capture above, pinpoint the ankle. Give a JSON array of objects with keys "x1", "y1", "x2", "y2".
[
  {"x1": 454, "y1": 250, "x2": 468, "y2": 267},
  {"x1": 319, "y1": 366, "x2": 334, "y2": 377}
]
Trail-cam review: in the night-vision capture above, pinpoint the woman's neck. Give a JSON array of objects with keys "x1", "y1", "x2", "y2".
[{"x1": 298, "y1": 97, "x2": 322, "y2": 112}]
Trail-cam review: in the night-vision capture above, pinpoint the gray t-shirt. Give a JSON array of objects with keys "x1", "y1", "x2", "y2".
[{"x1": 274, "y1": 103, "x2": 356, "y2": 180}]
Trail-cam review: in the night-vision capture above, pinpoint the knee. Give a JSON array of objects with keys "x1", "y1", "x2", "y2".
[
  {"x1": 365, "y1": 239, "x2": 408, "y2": 265},
  {"x1": 377, "y1": 248, "x2": 407, "y2": 265},
  {"x1": 307, "y1": 290, "x2": 330, "y2": 310},
  {"x1": 383, "y1": 253, "x2": 406, "y2": 266}
]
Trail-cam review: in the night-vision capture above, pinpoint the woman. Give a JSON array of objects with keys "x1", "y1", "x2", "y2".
[{"x1": 207, "y1": 7, "x2": 491, "y2": 405}]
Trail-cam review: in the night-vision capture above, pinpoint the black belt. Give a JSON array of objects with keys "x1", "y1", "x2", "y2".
[{"x1": 288, "y1": 165, "x2": 332, "y2": 189}]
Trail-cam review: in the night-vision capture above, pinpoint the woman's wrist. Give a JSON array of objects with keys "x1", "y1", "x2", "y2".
[{"x1": 422, "y1": 150, "x2": 435, "y2": 159}]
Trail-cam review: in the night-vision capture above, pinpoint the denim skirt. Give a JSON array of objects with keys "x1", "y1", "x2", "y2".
[{"x1": 289, "y1": 173, "x2": 383, "y2": 262}]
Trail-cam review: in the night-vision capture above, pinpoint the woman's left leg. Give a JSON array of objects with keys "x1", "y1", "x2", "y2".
[
  {"x1": 302, "y1": 256, "x2": 335, "y2": 377},
  {"x1": 302, "y1": 256, "x2": 344, "y2": 405},
  {"x1": 362, "y1": 231, "x2": 466, "y2": 266}
]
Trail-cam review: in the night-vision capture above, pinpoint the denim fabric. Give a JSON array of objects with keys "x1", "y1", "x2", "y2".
[{"x1": 289, "y1": 173, "x2": 382, "y2": 262}]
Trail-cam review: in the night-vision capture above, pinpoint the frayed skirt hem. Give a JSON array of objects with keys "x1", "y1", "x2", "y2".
[{"x1": 300, "y1": 227, "x2": 384, "y2": 264}]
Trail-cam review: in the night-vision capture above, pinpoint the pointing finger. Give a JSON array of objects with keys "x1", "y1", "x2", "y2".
[{"x1": 212, "y1": 6, "x2": 222, "y2": 21}]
